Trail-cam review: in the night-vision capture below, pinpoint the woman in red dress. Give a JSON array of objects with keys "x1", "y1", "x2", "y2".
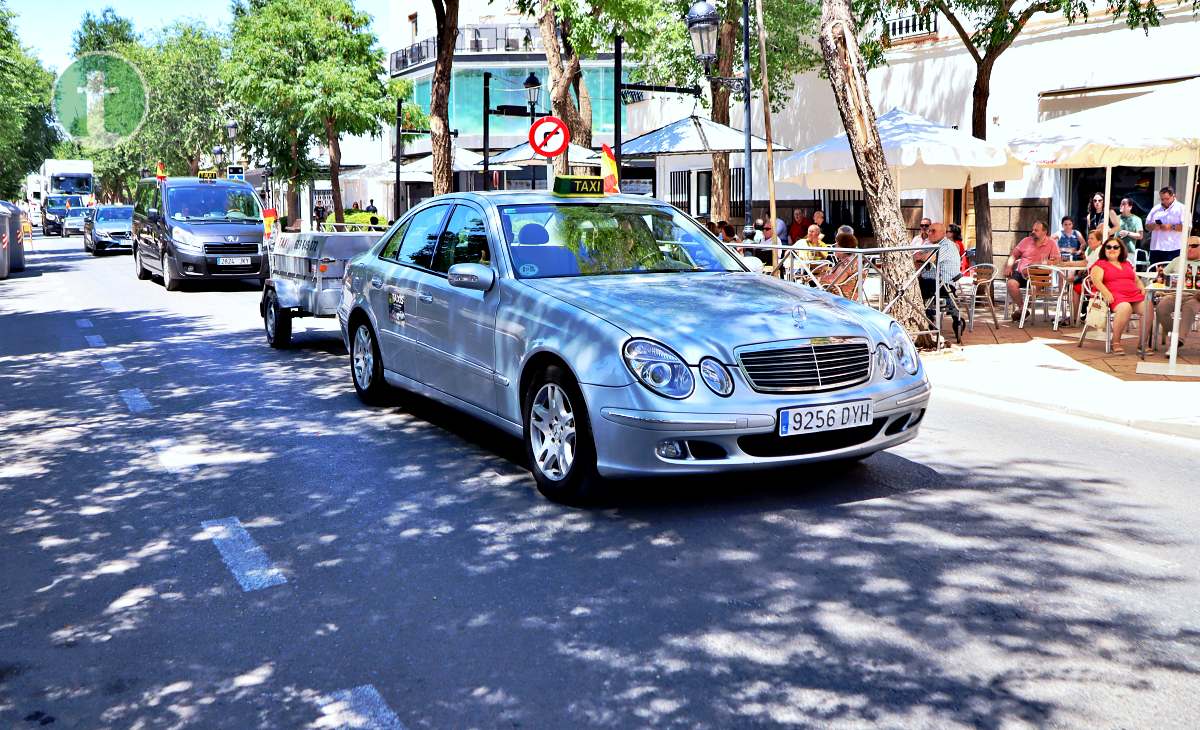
[{"x1": 1090, "y1": 236, "x2": 1146, "y2": 355}]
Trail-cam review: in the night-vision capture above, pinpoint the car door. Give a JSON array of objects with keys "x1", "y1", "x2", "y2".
[
  {"x1": 367, "y1": 204, "x2": 449, "y2": 380},
  {"x1": 415, "y1": 203, "x2": 501, "y2": 413}
]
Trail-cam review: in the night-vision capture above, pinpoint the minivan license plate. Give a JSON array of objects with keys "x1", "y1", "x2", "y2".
[
  {"x1": 778, "y1": 401, "x2": 872, "y2": 437},
  {"x1": 217, "y1": 257, "x2": 251, "y2": 266}
]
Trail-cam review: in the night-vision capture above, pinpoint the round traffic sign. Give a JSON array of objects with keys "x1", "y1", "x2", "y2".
[{"x1": 528, "y1": 116, "x2": 570, "y2": 158}]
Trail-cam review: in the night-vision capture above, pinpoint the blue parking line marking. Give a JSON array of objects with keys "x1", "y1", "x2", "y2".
[
  {"x1": 200, "y1": 517, "x2": 287, "y2": 592},
  {"x1": 85, "y1": 334, "x2": 106, "y2": 347},
  {"x1": 75, "y1": 318, "x2": 93, "y2": 328},
  {"x1": 319, "y1": 685, "x2": 405, "y2": 730},
  {"x1": 118, "y1": 388, "x2": 151, "y2": 413}
]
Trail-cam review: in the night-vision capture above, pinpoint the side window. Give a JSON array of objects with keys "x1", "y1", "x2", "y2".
[
  {"x1": 134, "y1": 185, "x2": 148, "y2": 216},
  {"x1": 396, "y1": 205, "x2": 448, "y2": 270},
  {"x1": 378, "y1": 220, "x2": 410, "y2": 261},
  {"x1": 432, "y1": 205, "x2": 491, "y2": 274},
  {"x1": 150, "y1": 186, "x2": 162, "y2": 214}
]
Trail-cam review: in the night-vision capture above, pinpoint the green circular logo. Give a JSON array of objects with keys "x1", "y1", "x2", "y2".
[{"x1": 53, "y1": 52, "x2": 147, "y2": 149}]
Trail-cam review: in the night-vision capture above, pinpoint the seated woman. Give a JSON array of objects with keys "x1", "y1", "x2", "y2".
[
  {"x1": 819, "y1": 231, "x2": 864, "y2": 301},
  {"x1": 1089, "y1": 236, "x2": 1146, "y2": 355}
]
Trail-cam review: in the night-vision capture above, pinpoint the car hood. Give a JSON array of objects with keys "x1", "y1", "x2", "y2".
[
  {"x1": 95, "y1": 221, "x2": 132, "y2": 231},
  {"x1": 168, "y1": 221, "x2": 264, "y2": 241},
  {"x1": 522, "y1": 272, "x2": 888, "y2": 364}
]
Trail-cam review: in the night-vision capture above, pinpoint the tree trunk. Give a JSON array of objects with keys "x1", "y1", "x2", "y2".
[
  {"x1": 286, "y1": 132, "x2": 301, "y2": 231},
  {"x1": 970, "y1": 65, "x2": 993, "y2": 267},
  {"x1": 430, "y1": 0, "x2": 458, "y2": 196},
  {"x1": 324, "y1": 118, "x2": 344, "y2": 224},
  {"x1": 818, "y1": 0, "x2": 931, "y2": 346},
  {"x1": 708, "y1": 7, "x2": 738, "y2": 225},
  {"x1": 536, "y1": 0, "x2": 589, "y2": 177}
]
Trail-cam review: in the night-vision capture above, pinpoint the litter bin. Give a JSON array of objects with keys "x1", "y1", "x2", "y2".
[
  {"x1": 0, "y1": 201, "x2": 25, "y2": 274},
  {"x1": 0, "y1": 203, "x2": 10, "y2": 280}
]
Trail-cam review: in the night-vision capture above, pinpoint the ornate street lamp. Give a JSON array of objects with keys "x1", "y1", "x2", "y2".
[
  {"x1": 686, "y1": 0, "x2": 754, "y2": 242},
  {"x1": 524, "y1": 73, "x2": 542, "y2": 188},
  {"x1": 212, "y1": 145, "x2": 226, "y2": 169}
]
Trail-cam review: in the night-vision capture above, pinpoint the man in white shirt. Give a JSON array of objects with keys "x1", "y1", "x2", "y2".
[
  {"x1": 911, "y1": 217, "x2": 931, "y2": 247},
  {"x1": 1155, "y1": 236, "x2": 1200, "y2": 351},
  {"x1": 1146, "y1": 186, "x2": 1187, "y2": 265}
]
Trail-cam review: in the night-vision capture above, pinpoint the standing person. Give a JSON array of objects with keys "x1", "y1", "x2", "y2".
[
  {"x1": 1110, "y1": 197, "x2": 1144, "y2": 257},
  {"x1": 1090, "y1": 236, "x2": 1146, "y2": 355},
  {"x1": 365, "y1": 199, "x2": 378, "y2": 213},
  {"x1": 947, "y1": 223, "x2": 968, "y2": 272},
  {"x1": 1053, "y1": 216, "x2": 1085, "y2": 260},
  {"x1": 1155, "y1": 236, "x2": 1200, "y2": 352},
  {"x1": 1004, "y1": 221, "x2": 1061, "y2": 320},
  {"x1": 775, "y1": 216, "x2": 789, "y2": 245},
  {"x1": 1086, "y1": 192, "x2": 1107, "y2": 235},
  {"x1": 812, "y1": 209, "x2": 834, "y2": 244},
  {"x1": 914, "y1": 222, "x2": 964, "y2": 342},
  {"x1": 1146, "y1": 186, "x2": 1186, "y2": 265},
  {"x1": 313, "y1": 202, "x2": 326, "y2": 229},
  {"x1": 788, "y1": 208, "x2": 811, "y2": 243},
  {"x1": 911, "y1": 217, "x2": 931, "y2": 246}
]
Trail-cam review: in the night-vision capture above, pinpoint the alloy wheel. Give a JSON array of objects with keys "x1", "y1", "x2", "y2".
[
  {"x1": 529, "y1": 383, "x2": 576, "y2": 481},
  {"x1": 352, "y1": 325, "x2": 374, "y2": 390}
]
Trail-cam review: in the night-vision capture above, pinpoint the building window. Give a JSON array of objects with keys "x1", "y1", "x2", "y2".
[
  {"x1": 669, "y1": 170, "x2": 692, "y2": 213},
  {"x1": 696, "y1": 171, "x2": 712, "y2": 217},
  {"x1": 408, "y1": 14, "x2": 418, "y2": 43}
]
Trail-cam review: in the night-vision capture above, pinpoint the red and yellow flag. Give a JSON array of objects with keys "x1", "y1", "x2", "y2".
[
  {"x1": 155, "y1": 161, "x2": 167, "y2": 180},
  {"x1": 600, "y1": 143, "x2": 620, "y2": 194}
]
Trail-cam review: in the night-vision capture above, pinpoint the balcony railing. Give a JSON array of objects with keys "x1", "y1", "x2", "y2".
[
  {"x1": 390, "y1": 24, "x2": 546, "y2": 74},
  {"x1": 886, "y1": 13, "x2": 938, "y2": 43}
]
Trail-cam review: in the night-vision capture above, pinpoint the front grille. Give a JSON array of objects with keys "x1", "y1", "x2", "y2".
[
  {"x1": 211, "y1": 264, "x2": 259, "y2": 274},
  {"x1": 203, "y1": 243, "x2": 259, "y2": 255},
  {"x1": 736, "y1": 339, "x2": 871, "y2": 393},
  {"x1": 738, "y1": 418, "x2": 886, "y2": 457},
  {"x1": 104, "y1": 231, "x2": 130, "y2": 239}
]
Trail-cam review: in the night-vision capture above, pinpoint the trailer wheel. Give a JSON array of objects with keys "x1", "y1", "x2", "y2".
[{"x1": 264, "y1": 288, "x2": 292, "y2": 348}]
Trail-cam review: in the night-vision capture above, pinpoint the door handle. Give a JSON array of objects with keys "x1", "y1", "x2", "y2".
[
  {"x1": 370, "y1": 275, "x2": 383, "y2": 288},
  {"x1": 418, "y1": 293, "x2": 434, "y2": 303}
]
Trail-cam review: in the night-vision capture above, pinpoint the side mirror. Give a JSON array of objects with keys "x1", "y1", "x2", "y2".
[
  {"x1": 147, "y1": 208, "x2": 160, "y2": 222},
  {"x1": 447, "y1": 262, "x2": 496, "y2": 292},
  {"x1": 741, "y1": 254, "x2": 766, "y2": 273}
]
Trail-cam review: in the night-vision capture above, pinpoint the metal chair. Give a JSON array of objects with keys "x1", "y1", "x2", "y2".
[
  {"x1": 1077, "y1": 276, "x2": 1142, "y2": 354},
  {"x1": 1133, "y1": 248, "x2": 1151, "y2": 271},
  {"x1": 956, "y1": 263, "x2": 1000, "y2": 332},
  {"x1": 1019, "y1": 265, "x2": 1068, "y2": 330}
]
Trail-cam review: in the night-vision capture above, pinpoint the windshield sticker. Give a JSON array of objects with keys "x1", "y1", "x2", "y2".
[{"x1": 519, "y1": 263, "x2": 539, "y2": 277}]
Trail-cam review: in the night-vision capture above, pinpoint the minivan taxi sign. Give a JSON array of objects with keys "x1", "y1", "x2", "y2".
[{"x1": 529, "y1": 116, "x2": 570, "y2": 158}]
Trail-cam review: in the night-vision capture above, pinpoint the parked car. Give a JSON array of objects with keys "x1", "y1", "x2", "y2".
[
  {"x1": 84, "y1": 204, "x2": 134, "y2": 254},
  {"x1": 62, "y1": 207, "x2": 91, "y2": 237},
  {"x1": 40, "y1": 194, "x2": 84, "y2": 236},
  {"x1": 338, "y1": 181, "x2": 930, "y2": 503},
  {"x1": 132, "y1": 175, "x2": 268, "y2": 291}
]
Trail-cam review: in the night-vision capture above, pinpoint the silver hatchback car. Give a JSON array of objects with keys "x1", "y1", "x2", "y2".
[{"x1": 338, "y1": 184, "x2": 930, "y2": 503}]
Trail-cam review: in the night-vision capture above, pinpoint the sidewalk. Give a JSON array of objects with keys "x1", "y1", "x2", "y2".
[{"x1": 923, "y1": 324, "x2": 1200, "y2": 439}]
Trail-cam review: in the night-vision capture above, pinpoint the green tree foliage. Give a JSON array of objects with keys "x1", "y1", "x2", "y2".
[
  {"x1": 0, "y1": 2, "x2": 60, "y2": 198},
  {"x1": 71, "y1": 7, "x2": 138, "y2": 56}
]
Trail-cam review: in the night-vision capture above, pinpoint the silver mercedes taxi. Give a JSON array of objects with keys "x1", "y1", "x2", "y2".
[{"x1": 338, "y1": 179, "x2": 929, "y2": 503}]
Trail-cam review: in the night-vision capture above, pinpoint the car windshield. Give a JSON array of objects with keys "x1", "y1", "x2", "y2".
[
  {"x1": 47, "y1": 195, "x2": 84, "y2": 209},
  {"x1": 499, "y1": 202, "x2": 743, "y2": 278},
  {"x1": 51, "y1": 175, "x2": 92, "y2": 194},
  {"x1": 96, "y1": 207, "x2": 133, "y2": 223},
  {"x1": 166, "y1": 185, "x2": 263, "y2": 222}
]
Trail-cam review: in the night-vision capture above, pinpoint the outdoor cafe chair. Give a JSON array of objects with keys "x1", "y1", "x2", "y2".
[
  {"x1": 1019, "y1": 264, "x2": 1069, "y2": 330},
  {"x1": 956, "y1": 263, "x2": 1000, "y2": 332},
  {"x1": 1133, "y1": 248, "x2": 1151, "y2": 271},
  {"x1": 1077, "y1": 276, "x2": 1142, "y2": 354}
]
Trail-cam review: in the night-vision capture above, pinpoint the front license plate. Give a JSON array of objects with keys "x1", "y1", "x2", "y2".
[
  {"x1": 217, "y1": 256, "x2": 251, "y2": 266},
  {"x1": 778, "y1": 400, "x2": 873, "y2": 437}
]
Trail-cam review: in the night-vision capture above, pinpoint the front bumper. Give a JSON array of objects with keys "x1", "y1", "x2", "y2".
[
  {"x1": 93, "y1": 235, "x2": 132, "y2": 251},
  {"x1": 173, "y1": 249, "x2": 268, "y2": 279},
  {"x1": 583, "y1": 376, "x2": 931, "y2": 478}
]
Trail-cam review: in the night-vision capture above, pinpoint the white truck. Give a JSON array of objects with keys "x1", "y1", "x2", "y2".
[{"x1": 27, "y1": 160, "x2": 95, "y2": 207}]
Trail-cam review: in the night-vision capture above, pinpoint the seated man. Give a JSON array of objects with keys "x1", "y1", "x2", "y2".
[
  {"x1": 1004, "y1": 221, "x2": 1061, "y2": 321},
  {"x1": 1155, "y1": 236, "x2": 1200, "y2": 351},
  {"x1": 914, "y1": 222, "x2": 964, "y2": 341}
]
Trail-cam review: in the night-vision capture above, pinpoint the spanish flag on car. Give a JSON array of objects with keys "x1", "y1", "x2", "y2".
[{"x1": 600, "y1": 144, "x2": 620, "y2": 194}]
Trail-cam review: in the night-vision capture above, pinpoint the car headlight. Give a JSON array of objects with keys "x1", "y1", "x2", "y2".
[
  {"x1": 875, "y1": 345, "x2": 895, "y2": 380},
  {"x1": 44, "y1": 212, "x2": 57, "y2": 221},
  {"x1": 888, "y1": 322, "x2": 920, "y2": 375},
  {"x1": 623, "y1": 339, "x2": 694, "y2": 399},
  {"x1": 171, "y1": 227, "x2": 203, "y2": 254},
  {"x1": 95, "y1": 229, "x2": 111, "y2": 239},
  {"x1": 699, "y1": 357, "x2": 734, "y2": 396}
]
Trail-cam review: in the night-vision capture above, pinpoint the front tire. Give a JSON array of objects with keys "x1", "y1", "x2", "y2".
[
  {"x1": 350, "y1": 321, "x2": 387, "y2": 405},
  {"x1": 133, "y1": 245, "x2": 150, "y2": 280},
  {"x1": 264, "y1": 289, "x2": 292, "y2": 348},
  {"x1": 523, "y1": 365, "x2": 601, "y2": 505},
  {"x1": 161, "y1": 252, "x2": 181, "y2": 291}
]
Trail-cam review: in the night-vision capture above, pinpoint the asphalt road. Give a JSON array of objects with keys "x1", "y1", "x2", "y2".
[{"x1": 2, "y1": 232, "x2": 1198, "y2": 729}]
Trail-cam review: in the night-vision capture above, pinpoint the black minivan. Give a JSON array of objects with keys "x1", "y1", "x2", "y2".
[{"x1": 132, "y1": 176, "x2": 268, "y2": 291}]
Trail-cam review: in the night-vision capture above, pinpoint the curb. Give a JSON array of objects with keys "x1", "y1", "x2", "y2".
[{"x1": 934, "y1": 383, "x2": 1200, "y2": 441}]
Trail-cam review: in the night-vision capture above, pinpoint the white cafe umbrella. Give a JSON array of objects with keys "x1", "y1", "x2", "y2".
[
  {"x1": 487, "y1": 141, "x2": 600, "y2": 167},
  {"x1": 402, "y1": 147, "x2": 519, "y2": 173},
  {"x1": 777, "y1": 108, "x2": 1026, "y2": 190},
  {"x1": 1009, "y1": 78, "x2": 1200, "y2": 374},
  {"x1": 340, "y1": 160, "x2": 433, "y2": 183},
  {"x1": 619, "y1": 115, "x2": 785, "y2": 157}
]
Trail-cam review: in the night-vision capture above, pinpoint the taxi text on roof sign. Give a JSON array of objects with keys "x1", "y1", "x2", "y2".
[
  {"x1": 198, "y1": 169, "x2": 218, "y2": 181},
  {"x1": 552, "y1": 175, "x2": 606, "y2": 198}
]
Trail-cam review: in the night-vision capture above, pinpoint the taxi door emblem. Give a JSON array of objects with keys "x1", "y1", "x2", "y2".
[{"x1": 791, "y1": 304, "x2": 807, "y2": 328}]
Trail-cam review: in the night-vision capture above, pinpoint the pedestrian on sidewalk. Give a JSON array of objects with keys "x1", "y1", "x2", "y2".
[
  {"x1": 1090, "y1": 236, "x2": 1146, "y2": 355},
  {"x1": 1154, "y1": 236, "x2": 1200, "y2": 352},
  {"x1": 365, "y1": 199, "x2": 378, "y2": 213},
  {"x1": 1147, "y1": 186, "x2": 1186, "y2": 265},
  {"x1": 1004, "y1": 221, "x2": 1061, "y2": 320}
]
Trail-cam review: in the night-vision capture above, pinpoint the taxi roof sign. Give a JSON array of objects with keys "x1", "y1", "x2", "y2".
[
  {"x1": 198, "y1": 169, "x2": 218, "y2": 181},
  {"x1": 552, "y1": 175, "x2": 605, "y2": 198}
]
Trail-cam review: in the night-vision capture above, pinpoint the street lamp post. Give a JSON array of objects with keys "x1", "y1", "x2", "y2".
[
  {"x1": 524, "y1": 72, "x2": 541, "y2": 190},
  {"x1": 212, "y1": 145, "x2": 226, "y2": 171},
  {"x1": 686, "y1": 0, "x2": 753, "y2": 242},
  {"x1": 263, "y1": 163, "x2": 274, "y2": 208},
  {"x1": 225, "y1": 119, "x2": 239, "y2": 173}
]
